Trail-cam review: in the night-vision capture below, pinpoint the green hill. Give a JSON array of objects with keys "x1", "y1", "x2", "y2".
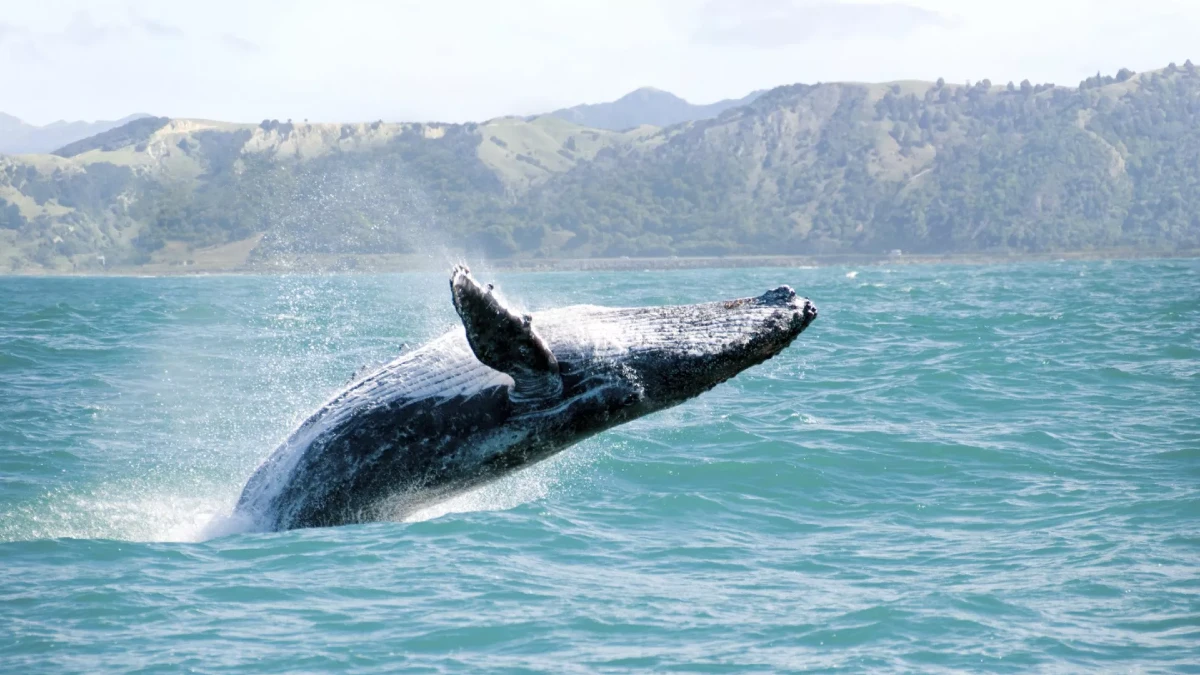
[
  {"x1": 504, "y1": 65, "x2": 1200, "y2": 257},
  {"x1": 1, "y1": 63, "x2": 1198, "y2": 272}
]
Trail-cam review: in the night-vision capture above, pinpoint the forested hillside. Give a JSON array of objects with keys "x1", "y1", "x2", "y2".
[
  {"x1": 1, "y1": 63, "x2": 1198, "y2": 272},
  {"x1": 500, "y1": 64, "x2": 1200, "y2": 257}
]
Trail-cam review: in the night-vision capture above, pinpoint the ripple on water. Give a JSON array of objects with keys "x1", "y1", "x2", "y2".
[{"x1": 0, "y1": 261, "x2": 1198, "y2": 673}]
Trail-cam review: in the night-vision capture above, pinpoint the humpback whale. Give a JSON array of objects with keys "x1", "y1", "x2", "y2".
[{"x1": 235, "y1": 266, "x2": 818, "y2": 531}]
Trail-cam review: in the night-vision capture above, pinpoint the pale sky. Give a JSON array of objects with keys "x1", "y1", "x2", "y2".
[{"x1": 1, "y1": 0, "x2": 1196, "y2": 125}]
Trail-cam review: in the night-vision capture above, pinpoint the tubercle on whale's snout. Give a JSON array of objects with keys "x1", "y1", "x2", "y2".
[
  {"x1": 797, "y1": 298, "x2": 818, "y2": 331},
  {"x1": 774, "y1": 302, "x2": 815, "y2": 342},
  {"x1": 755, "y1": 285, "x2": 816, "y2": 316},
  {"x1": 759, "y1": 285, "x2": 797, "y2": 305},
  {"x1": 761, "y1": 285, "x2": 817, "y2": 334}
]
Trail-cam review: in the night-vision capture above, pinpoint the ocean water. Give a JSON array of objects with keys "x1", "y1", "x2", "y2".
[{"x1": 0, "y1": 260, "x2": 1197, "y2": 673}]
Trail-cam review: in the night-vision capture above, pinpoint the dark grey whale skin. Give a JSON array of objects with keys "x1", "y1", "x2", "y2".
[{"x1": 234, "y1": 267, "x2": 818, "y2": 531}]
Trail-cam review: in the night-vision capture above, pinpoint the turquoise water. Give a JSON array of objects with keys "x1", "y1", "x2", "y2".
[{"x1": 1, "y1": 261, "x2": 1197, "y2": 673}]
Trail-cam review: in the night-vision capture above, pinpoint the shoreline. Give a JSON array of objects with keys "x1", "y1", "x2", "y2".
[{"x1": 2, "y1": 248, "x2": 1196, "y2": 277}]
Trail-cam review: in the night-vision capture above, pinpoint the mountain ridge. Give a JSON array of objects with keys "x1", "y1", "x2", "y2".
[
  {"x1": 2, "y1": 63, "x2": 1198, "y2": 273},
  {"x1": 0, "y1": 113, "x2": 154, "y2": 155},
  {"x1": 542, "y1": 87, "x2": 764, "y2": 130}
]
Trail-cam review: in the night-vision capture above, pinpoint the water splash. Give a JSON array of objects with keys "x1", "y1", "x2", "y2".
[
  {"x1": 402, "y1": 443, "x2": 599, "y2": 524},
  {"x1": 0, "y1": 484, "x2": 245, "y2": 543},
  {"x1": 0, "y1": 149, "x2": 577, "y2": 544},
  {"x1": 0, "y1": 148, "x2": 520, "y2": 542}
]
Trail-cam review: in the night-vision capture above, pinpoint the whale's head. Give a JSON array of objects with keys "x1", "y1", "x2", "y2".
[
  {"x1": 449, "y1": 266, "x2": 816, "y2": 421},
  {"x1": 536, "y1": 285, "x2": 817, "y2": 415}
]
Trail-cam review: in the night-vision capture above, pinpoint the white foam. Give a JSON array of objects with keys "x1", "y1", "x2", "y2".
[
  {"x1": 402, "y1": 443, "x2": 594, "y2": 524},
  {"x1": 1, "y1": 488, "x2": 250, "y2": 543},
  {"x1": 401, "y1": 471, "x2": 552, "y2": 523}
]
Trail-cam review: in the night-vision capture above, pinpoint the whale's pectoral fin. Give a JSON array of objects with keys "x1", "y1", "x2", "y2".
[{"x1": 450, "y1": 265, "x2": 563, "y2": 401}]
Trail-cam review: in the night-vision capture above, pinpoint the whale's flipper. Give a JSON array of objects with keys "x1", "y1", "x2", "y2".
[{"x1": 450, "y1": 265, "x2": 562, "y2": 401}]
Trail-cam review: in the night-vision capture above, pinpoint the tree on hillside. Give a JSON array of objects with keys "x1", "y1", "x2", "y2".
[{"x1": 0, "y1": 200, "x2": 25, "y2": 230}]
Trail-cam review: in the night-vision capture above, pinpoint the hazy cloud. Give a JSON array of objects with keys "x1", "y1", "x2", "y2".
[
  {"x1": 0, "y1": 0, "x2": 1194, "y2": 127},
  {"x1": 14, "y1": 11, "x2": 187, "y2": 48},
  {"x1": 0, "y1": 21, "x2": 23, "y2": 45},
  {"x1": 0, "y1": 21, "x2": 44, "y2": 63},
  {"x1": 136, "y1": 17, "x2": 186, "y2": 39},
  {"x1": 220, "y1": 33, "x2": 260, "y2": 54},
  {"x1": 695, "y1": 0, "x2": 948, "y2": 47},
  {"x1": 63, "y1": 11, "x2": 121, "y2": 46}
]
